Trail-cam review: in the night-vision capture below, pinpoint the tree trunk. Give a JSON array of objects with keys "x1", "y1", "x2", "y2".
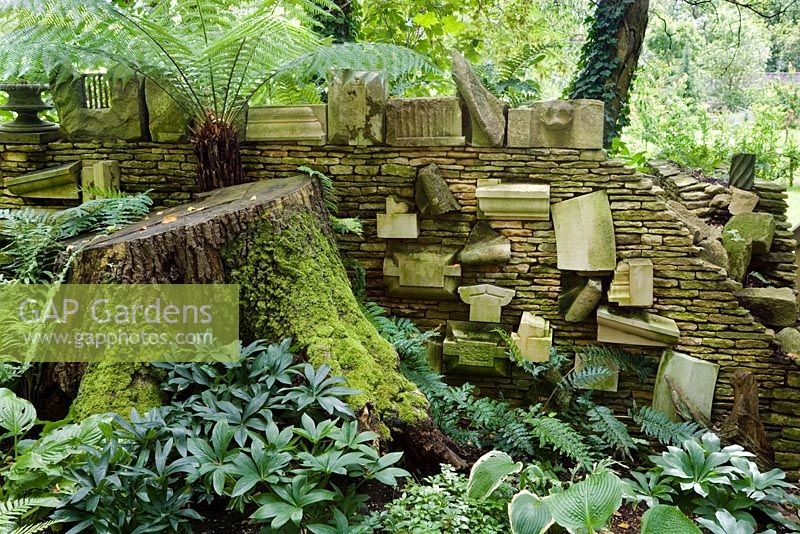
[
  {"x1": 64, "y1": 176, "x2": 465, "y2": 468},
  {"x1": 190, "y1": 113, "x2": 243, "y2": 192},
  {"x1": 721, "y1": 371, "x2": 774, "y2": 467},
  {"x1": 569, "y1": 0, "x2": 649, "y2": 146}
]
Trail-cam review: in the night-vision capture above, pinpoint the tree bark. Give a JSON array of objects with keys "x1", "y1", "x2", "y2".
[
  {"x1": 570, "y1": 0, "x2": 649, "y2": 146},
  {"x1": 721, "y1": 371, "x2": 774, "y2": 467}
]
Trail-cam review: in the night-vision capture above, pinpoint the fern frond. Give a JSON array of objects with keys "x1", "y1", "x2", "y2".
[
  {"x1": 560, "y1": 365, "x2": 614, "y2": 392},
  {"x1": 9, "y1": 519, "x2": 58, "y2": 534},
  {"x1": 631, "y1": 404, "x2": 704, "y2": 446},
  {"x1": 586, "y1": 405, "x2": 637, "y2": 459},
  {"x1": 577, "y1": 345, "x2": 657, "y2": 381},
  {"x1": 523, "y1": 412, "x2": 595, "y2": 467}
]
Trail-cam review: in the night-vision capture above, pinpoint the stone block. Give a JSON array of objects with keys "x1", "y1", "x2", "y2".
[
  {"x1": 327, "y1": 70, "x2": 387, "y2": 146},
  {"x1": 597, "y1": 305, "x2": 680, "y2": 347},
  {"x1": 386, "y1": 97, "x2": 464, "y2": 146},
  {"x1": 559, "y1": 274, "x2": 603, "y2": 322},
  {"x1": 81, "y1": 160, "x2": 121, "y2": 200},
  {"x1": 475, "y1": 181, "x2": 550, "y2": 220},
  {"x1": 653, "y1": 351, "x2": 719, "y2": 422},
  {"x1": 777, "y1": 327, "x2": 800, "y2": 355},
  {"x1": 511, "y1": 312, "x2": 552, "y2": 362},
  {"x1": 416, "y1": 163, "x2": 461, "y2": 215},
  {"x1": 0, "y1": 131, "x2": 61, "y2": 144},
  {"x1": 575, "y1": 353, "x2": 618, "y2": 392},
  {"x1": 145, "y1": 78, "x2": 189, "y2": 142},
  {"x1": 458, "y1": 284, "x2": 515, "y2": 323},
  {"x1": 458, "y1": 221, "x2": 511, "y2": 265},
  {"x1": 384, "y1": 244, "x2": 461, "y2": 299},
  {"x1": 246, "y1": 105, "x2": 327, "y2": 144},
  {"x1": 442, "y1": 321, "x2": 510, "y2": 377},
  {"x1": 552, "y1": 190, "x2": 616, "y2": 273},
  {"x1": 666, "y1": 200, "x2": 720, "y2": 244},
  {"x1": 52, "y1": 75, "x2": 147, "y2": 141},
  {"x1": 724, "y1": 212, "x2": 775, "y2": 255},
  {"x1": 608, "y1": 258, "x2": 654, "y2": 308},
  {"x1": 5, "y1": 161, "x2": 80, "y2": 200},
  {"x1": 507, "y1": 100, "x2": 604, "y2": 149},
  {"x1": 376, "y1": 196, "x2": 419, "y2": 239},
  {"x1": 729, "y1": 153, "x2": 755, "y2": 190},
  {"x1": 728, "y1": 186, "x2": 759, "y2": 215},
  {"x1": 698, "y1": 237, "x2": 729, "y2": 271},
  {"x1": 451, "y1": 51, "x2": 506, "y2": 147},
  {"x1": 734, "y1": 287, "x2": 797, "y2": 327}
]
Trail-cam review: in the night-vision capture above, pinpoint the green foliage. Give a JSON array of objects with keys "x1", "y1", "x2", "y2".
[
  {"x1": 298, "y1": 165, "x2": 363, "y2": 237},
  {"x1": 475, "y1": 44, "x2": 544, "y2": 106},
  {"x1": 466, "y1": 451, "x2": 522, "y2": 501},
  {"x1": 0, "y1": 389, "x2": 35, "y2": 453},
  {"x1": 0, "y1": 497, "x2": 60, "y2": 534},
  {"x1": 640, "y1": 505, "x2": 700, "y2": 534},
  {"x1": 631, "y1": 404, "x2": 704, "y2": 446},
  {"x1": 509, "y1": 490, "x2": 553, "y2": 534}
]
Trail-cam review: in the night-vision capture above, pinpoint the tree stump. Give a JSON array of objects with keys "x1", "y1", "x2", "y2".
[{"x1": 721, "y1": 371, "x2": 774, "y2": 466}]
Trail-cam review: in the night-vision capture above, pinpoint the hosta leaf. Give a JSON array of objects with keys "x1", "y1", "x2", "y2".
[
  {"x1": 545, "y1": 471, "x2": 623, "y2": 532},
  {"x1": 467, "y1": 450, "x2": 522, "y2": 501},
  {"x1": 641, "y1": 505, "x2": 701, "y2": 534},
  {"x1": 509, "y1": 490, "x2": 554, "y2": 534}
]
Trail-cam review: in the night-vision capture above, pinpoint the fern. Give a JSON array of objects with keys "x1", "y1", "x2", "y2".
[
  {"x1": 0, "y1": 497, "x2": 60, "y2": 534},
  {"x1": 631, "y1": 404, "x2": 704, "y2": 446},
  {"x1": 560, "y1": 365, "x2": 615, "y2": 392},
  {"x1": 577, "y1": 345, "x2": 657, "y2": 381},
  {"x1": 586, "y1": 404, "x2": 637, "y2": 460},
  {"x1": 523, "y1": 412, "x2": 595, "y2": 468}
]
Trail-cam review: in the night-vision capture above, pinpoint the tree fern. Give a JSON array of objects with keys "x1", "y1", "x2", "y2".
[{"x1": 631, "y1": 404, "x2": 704, "y2": 446}]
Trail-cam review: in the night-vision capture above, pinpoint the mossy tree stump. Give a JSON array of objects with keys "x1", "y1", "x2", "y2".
[{"x1": 60, "y1": 176, "x2": 464, "y2": 468}]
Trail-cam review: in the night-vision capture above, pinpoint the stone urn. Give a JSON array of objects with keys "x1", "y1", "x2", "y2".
[{"x1": 0, "y1": 82, "x2": 59, "y2": 133}]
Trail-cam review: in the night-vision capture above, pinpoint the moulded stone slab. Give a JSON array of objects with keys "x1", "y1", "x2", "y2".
[
  {"x1": 551, "y1": 190, "x2": 616, "y2": 272},
  {"x1": 734, "y1": 287, "x2": 797, "y2": 327},
  {"x1": 246, "y1": 105, "x2": 327, "y2": 144},
  {"x1": 416, "y1": 164, "x2": 461, "y2": 215},
  {"x1": 575, "y1": 353, "x2": 619, "y2": 392},
  {"x1": 327, "y1": 70, "x2": 387, "y2": 146},
  {"x1": 597, "y1": 305, "x2": 680, "y2": 347},
  {"x1": 386, "y1": 97, "x2": 464, "y2": 146},
  {"x1": 376, "y1": 196, "x2": 419, "y2": 239},
  {"x1": 608, "y1": 258, "x2": 654, "y2": 308},
  {"x1": 0, "y1": 130, "x2": 61, "y2": 144},
  {"x1": 145, "y1": 78, "x2": 189, "y2": 142},
  {"x1": 384, "y1": 244, "x2": 461, "y2": 299},
  {"x1": 558, "y1": 275, "x2": 603, "y2": 322},
  {"x1": 653, "y1": 351, "x2": 719, "y2": 422},
  {"x1": 5, "y1": 161, "x2": 80, "y2": 200},
  {"x1": 508, "y1": 100, "x2": 604, "y2": 149},
  {"x1": 458, "y1": 221, "x2": 511, "y2": 265},
  {"x1": 458, "y1": 284, "x2": 515, "y2": 323},
  {"x1": 451, "y1": 51, "x2": 506, "y2": 147},
  {"x1": 81, "y1": 160, "x2": 121, "y2": 200},
  {"x1": 511, "y1": 312, "x2": 552, "y2": 363},
  {"x1": 442, "y1": 321, "x2": 510, "y2": 377},
  {"x1": 475, "y1": 182, "x2": 550, "y2": 220}
]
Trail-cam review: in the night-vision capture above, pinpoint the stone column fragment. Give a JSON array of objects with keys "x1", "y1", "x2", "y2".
[
  {"x1": 511, "y1": 312, "x2": 552, "y2": 362},
  {"x1": 458, "y1": 284, "x2": 515, "y2": 323},
  {"x1": 608, "y1": 258, "x2": 654, "y2": 308},
  {"x1": 386, "y1": 97, "x2": 464, "y2": 146},
  {"x1": 328, "y1": 70, "x2": 387, "y2": 146}
]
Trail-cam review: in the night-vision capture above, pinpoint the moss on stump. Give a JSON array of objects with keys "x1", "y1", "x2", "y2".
[{"x1": 71, "y1": 362, "x2": 163, "y2": 419}]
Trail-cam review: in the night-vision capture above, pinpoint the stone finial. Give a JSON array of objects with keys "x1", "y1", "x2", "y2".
[
  {"x1": 507, "y1": 100, "x2": 604, "y2": 149},
  {"x1": 596, "y1": 305, "x2": 679, "y2": 347},
  {"x1": 551, "y1": 190, "x2": 616, "y2": 273},
  {"x1": 442, "y1": 321, "x2": 510, "y2": 376},
  {"x1": 728, "y1": 153, "x2": 756, "y2": 190},
  {"x1": 81, "y1": 160, "x2": 121, "y2": 200},
  {"x1": 4, "y1": 161, "x2": 81, "y2": 200},
  {"x1": 511, "y1": 312, "x2": 552, "y2": 362},
  {"x1": 376, "y1": 196, "x2": 419, "y2": 239},
  {"x1": 475, "y1": 180, "x2": 550, "y2": 220},
  {"x1": 653, "y1": 351, "x2": 719, "y2": 423},
  {"x1": 415, "y1": 164, "x2": 461, "y2": 215},
  {"x1": 608, "y1": 258, "x2": 654, "y2": 308},
  {"x1": 451, "y1": 50, "x2": 506, "y2": 147},
  {"x1": 246, "y1": 105, "x2": 327, "y2": 145},
  {"x1": 558, "y1": 275, "x2": 603, "y2": 322},
  {"x1": 458, "y1": 284, "x2": 515, "y2": 323},
  {"x1": 458, "y1": 221, "x2": 511, "y2": 265},
  {"x1": 386, "y1": 97, "x2": 464, "y2": 146},
  {"x1": 383, "y1": 244, "x2": 461, "y2": 299},
  {"x1": 327, "y1": 70, "x2": 387, "y2": 146}
]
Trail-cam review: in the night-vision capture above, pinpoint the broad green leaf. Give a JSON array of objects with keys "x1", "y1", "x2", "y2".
[
  {"x1": 467, "y1": 450, "x2": 522, "y2": 501},
  {"x1": 412, "y1": 12, "x2": 439, "y2": 29},
  {"x1": 509, "y1": 490, "x2": 554, "y2": 534},
  {"x1": 641, "y1": 505, "x2": 701, "y2": 534},
  {"x1": 545, "y1": 471, "x2": 623, "y2": 532}
]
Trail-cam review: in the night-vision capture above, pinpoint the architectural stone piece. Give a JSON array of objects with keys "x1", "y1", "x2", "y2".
[
  {"x1": 698, "y1": 238, "x2": 729, "y2": 271},
  {"x1": 386, "y1": 97, "x2": 464, "y2": 146},
  {"x1": 145, "y1": 78, "x2": 189, "y2": 142},
  {"x1": 451, "y1": 50, "x2": 506, "y2": 147},
  {"x1": 728, "y1": 186, "x2": 759, "y2": 215},
  {"x1": 559, "y1": 275, "x2": 604, "y2": 322},
  {"x1": 246, "y1": 105, "x2": 327, "y2": 144},
  {"x1": 608, "y1": 258, "x2": 654, "y2": 308},
  {"x1": 458, "y1": 284, "x2": 515, "y2": 323},
  {"x1": 0, "y1": 83, "x2": 60, "y2": 143},
  {"x1": 776, "y1": 327, "x2": 800, "y2": 355},
  {"x1": 597, "y1": 305, "x2": 680, "y2": 347},
  {"x1": 383, "y1": 244, "x2": 461, "y2": 299},
  {"x1": 442, "y1": 321, "x2": 510, "y2": 377},
  {"x1": 52, "y1": 75, "x2": 147, "y2": 141},
  {"x1": 723, "y1": 234, "x2": 752, "y2": 282},
  {"x1": 724, "y1": 212, "x2": 775, "y2": 255},
  {"x1": 729, "y1": 153, "x2": 756, "y2": 190},
  {"x1": 327, "y1": 70, "x2": 387, "y2": 146},
  {"x1": 511, "y1": 312, "x2": 552, "y2": 363},
  {"x1": 475, "y1": 181, "x2": 550, "y2": 220},
  {"x1": 734, "y1": 287, "x2": 797, "y2": 327},
  {"x1": 653, "y1": 351, "x2": 719, "y2": 422},
  {"x1": 81, "y1": 160, "x2": 121, "y2": 200},
  {"x1": 575, "y1": 353, "x2": 618, "y2": 392},
  {"x1": 458, "y1": 221, "x2": 511, "y2": 265},
  {"x1": 5, "y1": 161, "x2": 80, "y2": 200},
  {"x1": 376, "y1": 196, "x2": 419, "y2": 239},
  {"x1": 415, "y1": 164, "x2": 461, "y2": 215},
  {"x1": 507, "y1": 99, "x2": 604, "y2": 149},
  {"x1": 551, "y1": 190, "x2": 616, "y2": 273}
]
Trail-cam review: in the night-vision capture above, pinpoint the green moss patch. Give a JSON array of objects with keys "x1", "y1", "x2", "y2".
[{"x1": 71, "y1": 362, "x2": 163, "y2": 419}]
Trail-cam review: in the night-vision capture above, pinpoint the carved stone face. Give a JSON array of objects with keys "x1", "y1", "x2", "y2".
[{"x1": 541, "y1": 101, "x2": 574, "y2": 130}]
